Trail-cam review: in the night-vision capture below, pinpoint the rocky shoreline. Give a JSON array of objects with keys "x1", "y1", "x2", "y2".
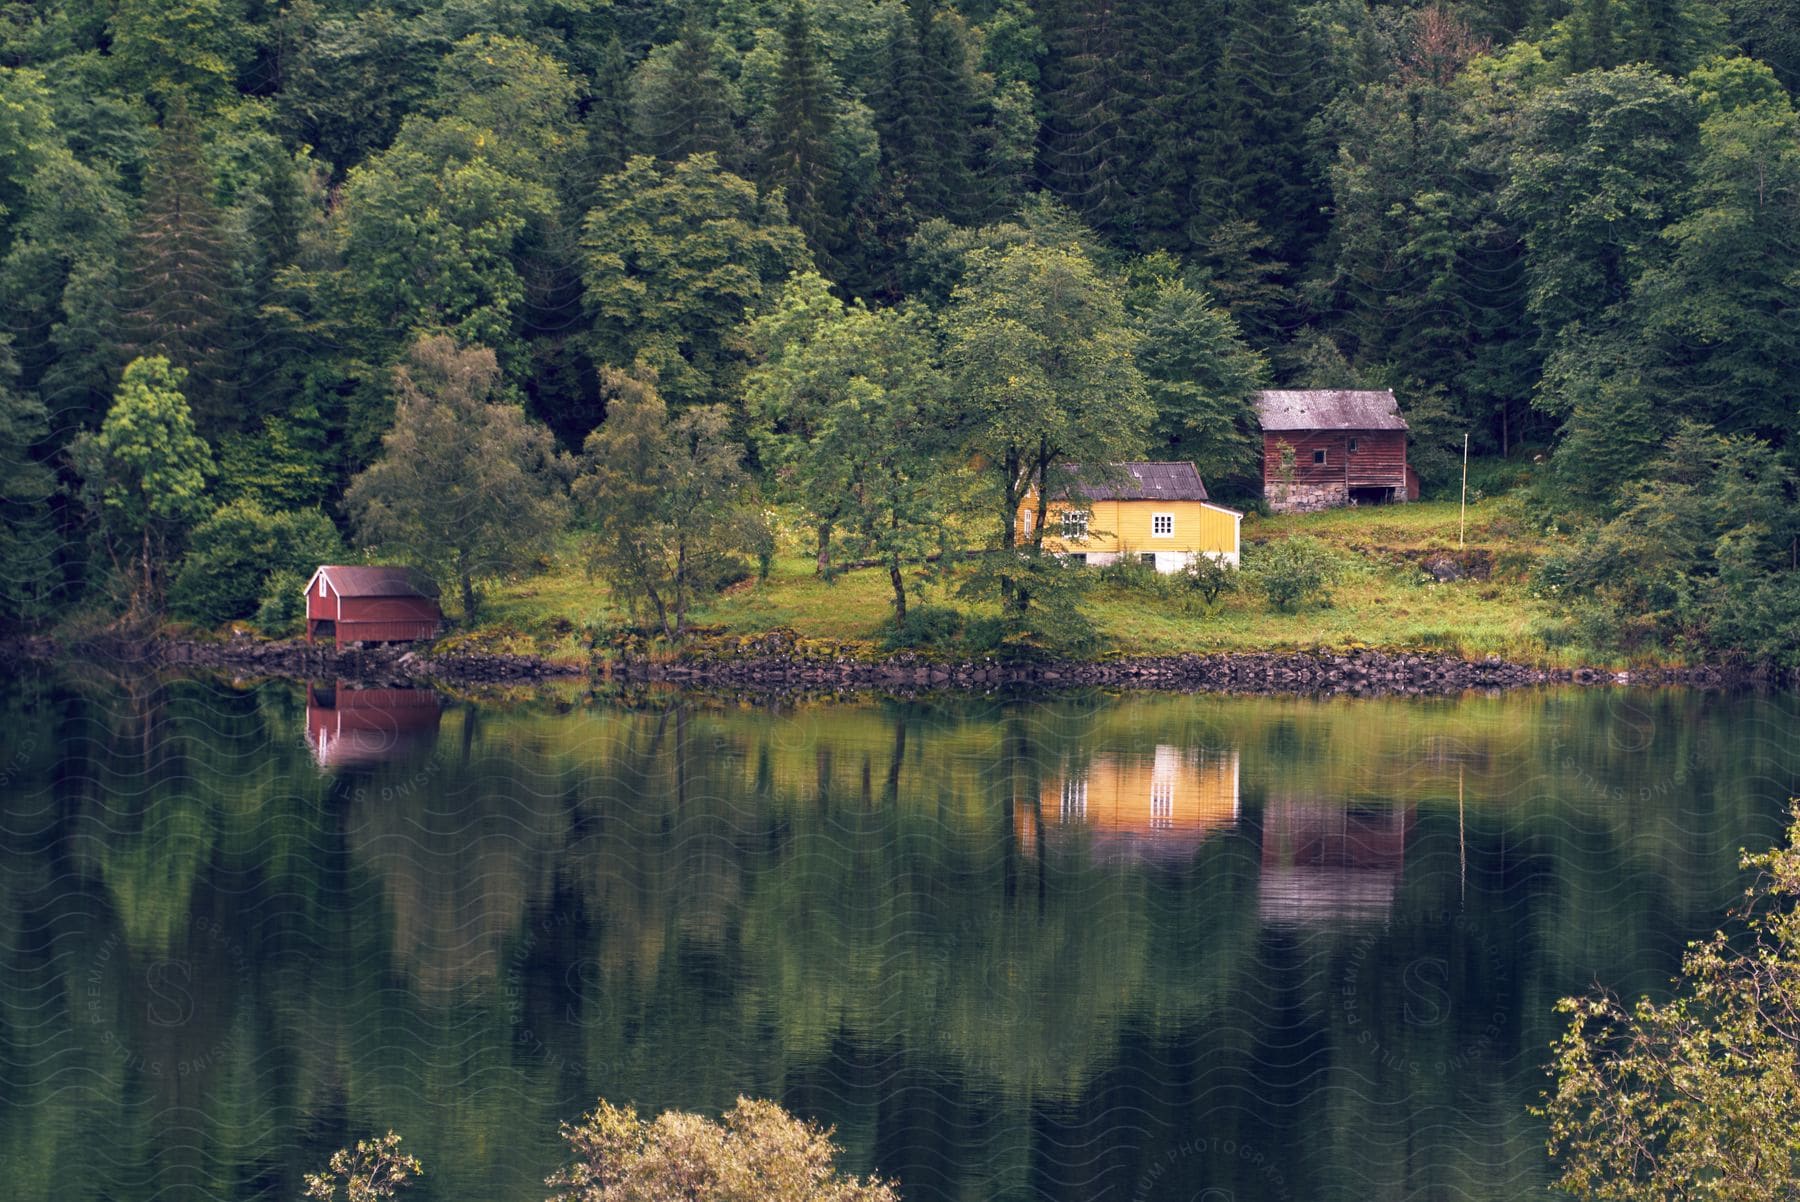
[
  {"x1": 2, "y1": 629, "x2": 1778, "y2": 697},
  {"x1": 0, "y1": 633, "x2": 581, "y2": 687},
  {"x1": 625, "y1": 634, "x2": 1757, "y2": 696}
]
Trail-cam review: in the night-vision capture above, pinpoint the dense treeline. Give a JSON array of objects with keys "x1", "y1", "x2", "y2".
[{"x1": 0, "y1": 0, "x2": 1796, "y2": 660}]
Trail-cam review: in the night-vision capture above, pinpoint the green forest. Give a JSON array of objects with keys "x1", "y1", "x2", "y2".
[{"x1": 1, "y1": 0, "x2": 1796, "y2": 662}]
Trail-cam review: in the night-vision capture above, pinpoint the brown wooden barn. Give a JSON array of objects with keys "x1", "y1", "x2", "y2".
[
  {"x1": 1256, "y1": 389, "x2": 1418, "y2": 513},
  {"x1": 303, "y1": 565, "x2": 442, "y2": 649}
]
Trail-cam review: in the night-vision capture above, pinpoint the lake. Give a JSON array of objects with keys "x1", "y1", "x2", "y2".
[{"x1": 1, "y1": 669, "x2": 1794, "y2": 1201}]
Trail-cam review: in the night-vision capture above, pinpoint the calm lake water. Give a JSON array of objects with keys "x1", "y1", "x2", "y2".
[{"x1": 2, "y1": 669, "x2": 1795, "y2": 1201}]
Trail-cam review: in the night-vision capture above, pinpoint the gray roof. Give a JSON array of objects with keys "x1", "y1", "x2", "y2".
[
  {"x1": 1257, "y1": 389, "x2": 1408, "y2": 432},
  {"x1": 315, "y1": 565, "x2": 437, "y2": 598},
  {"x1": 1052, "y1": 462, "x2": 1210, "y2": 502}
]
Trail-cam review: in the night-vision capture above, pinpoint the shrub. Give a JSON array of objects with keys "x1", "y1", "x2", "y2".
[
  {"x1": 882, "y1": 604, "x2": 966, "y2": 650},
  {"x1": 548, "y1": 1097, "x2": 897, "y2": 1202},
  {"x1": 1181, "y1": 553, "x2": 1240, "y2": 609},
  {"x1": 170, "y1": 500, "x2": 344, "y2": 626},
  {"x1": 254, "y1": 569, "x2": 308, "y2": 637},
  {"x1": 1245, "y1": 535, "x2": 1339, "y2": 612}
]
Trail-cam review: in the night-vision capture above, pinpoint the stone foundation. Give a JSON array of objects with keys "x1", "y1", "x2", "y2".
[{"x1": 1267, "y1": 482, "x2": 1349, "y2": 513}]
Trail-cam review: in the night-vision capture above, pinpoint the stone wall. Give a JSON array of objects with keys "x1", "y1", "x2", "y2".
[{"x1": 1267, "y1": 481, "x2": 1349, "y2": 513}]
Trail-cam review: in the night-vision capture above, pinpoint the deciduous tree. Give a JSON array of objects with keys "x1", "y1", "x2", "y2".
[
  {"x1": 72, "y1": 356, "x2": 215, "y2": 617},
  {"x1": 579, "y1": 154, "x2": 809, "y2": 410},
  {"x1": 573, "y1": 367, "x2": 762, "y2": 640},
  {"x1": 345, "y1": 337, "x2": 567, "y2": 622},
  {"x1": 944, "y1": 240, "x2": 1149, "y2": 614},
  {"x1": 1541, "y1": 804, "x2": 1800, "y2": 1198},
  {"x1": 546, "y1": 1096, "x2": 898, "y2": 1202},
  {"x1": 746, "y1": 272, "x2": 951, "y2": 622}
]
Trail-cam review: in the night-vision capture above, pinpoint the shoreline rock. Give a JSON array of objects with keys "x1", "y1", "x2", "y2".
[
  {"x1": 0, "y1": 633, "x2": 581, "y2": 687},
  {"x1": 0, "y1": 630, "x2": 1780, "y2": 698}
]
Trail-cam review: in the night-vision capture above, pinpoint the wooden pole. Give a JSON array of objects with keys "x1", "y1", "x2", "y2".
[{"x1": 1459, "y1": 433, "x2": 1469, "y2": 549}]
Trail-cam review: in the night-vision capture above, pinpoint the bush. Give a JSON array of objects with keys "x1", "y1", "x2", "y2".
[
  {"x1": 253, "y1": 569, "x2": 308, "y2": 637},
  {"x1": 882, "y1": 604, "x2": 966, "y2": 650},
  {"x1": 1095, "y1": 556, "x2": 1159, "y2": 591},
  {"x1": 548, "y1": 1097, "x2": 897, "y2": 1202},
  {"x1": 1181, "y1": 553, "x2": 1240, "y2": 610},
  {"x1": 170, "y1": 500, "x2": 344, "y2": 626},
  {"x1": 1245, "y1": 535, "x2": 1339, "y2": 612}
]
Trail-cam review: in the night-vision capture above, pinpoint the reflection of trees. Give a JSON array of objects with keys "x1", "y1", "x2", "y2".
[
  {"x1": 347, "y1": 705, "x2": 569, "y2": 995},
  {"x1": 1, "y1": 682, "x2": 1796, "y2": 1202}
]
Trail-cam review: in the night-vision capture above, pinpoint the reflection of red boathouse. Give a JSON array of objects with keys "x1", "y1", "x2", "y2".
[
  {"x1": 1258, "y1": 799, "x2": 1411, "y2": 925},
  {"x1": 1016, "y1": 746, "x2": 1240, "y2": 863},
  {"x1": 306, "y1": 682, "x2": 442, "y2": 768}
]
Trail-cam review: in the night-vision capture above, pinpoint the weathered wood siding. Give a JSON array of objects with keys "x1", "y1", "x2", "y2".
[
  {"x1": 307, "y1": 573, "x2": 335, "y2": 621},
  {"x1": 1262, "y1": 429, "x2": 1408, "y2": 488}
]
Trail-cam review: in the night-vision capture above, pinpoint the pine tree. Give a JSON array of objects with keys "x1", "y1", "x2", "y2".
[
  {"x1": 584, "y1": 36, "x2": 633, "y2": 183},
  {"x1": 1035, "y1": 0, "x2": 1149, "y2": 243},
  {"x1": 0, "y1": 337, "x2": 59, "y2": 628},
  {"x1": 912, "y1": 4, "x2": 979, "y2": 224},
  {"x1": 764, "y1": 3, "x2": 842, "y2": 264},
  {"x1": 1200, "y1": 0, "x2": 1331, "y2": 269},
  {"x1": 632, "y1": 24, "x2": 738, "y2": 166},
  {"x1": 121, "y1": 95, "x2": 235, "y2": 433}
]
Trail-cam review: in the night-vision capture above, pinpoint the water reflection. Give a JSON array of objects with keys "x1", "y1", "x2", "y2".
[
  {"x1": 305, "y1": 681, "x2": 442, "y2": 768},
  {"x1": 1018, "y1": 745, "x2": 1240, "y2": 863},
  {"x1": 0, "y1": 680, "x2": 1794, "y2": 1202},
  {"x1": 1258, "y1": 799, "x2": 1411, "y2": 926}
]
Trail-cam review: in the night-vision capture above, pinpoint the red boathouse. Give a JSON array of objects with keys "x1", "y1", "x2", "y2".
[{"x1": 303, "y1": 565, "x2": 442, "y2": 649}]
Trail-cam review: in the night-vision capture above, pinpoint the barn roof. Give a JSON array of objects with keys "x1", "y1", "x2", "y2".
[
  {"x1": 1052, "y1": 462, "x2": 1211, "y2": 502},
  {"x1": 307, "y1": 565, "x2": 437, "y2": 599},
  {"x1": 1256, "y1": 389, "x2": 1408, "y2": 432}
]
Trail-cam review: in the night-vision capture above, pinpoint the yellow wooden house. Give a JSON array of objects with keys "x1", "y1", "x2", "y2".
[{"x1": 1017, "y1": 461, "x2": 1241, "y2": 572}]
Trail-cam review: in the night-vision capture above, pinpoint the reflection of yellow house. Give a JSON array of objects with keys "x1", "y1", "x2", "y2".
[
  {"x1": 1017, "y1": 462, "x2": 1242, "y2": 572},
  {"x1": 1017, "y1": 746, "x2": 1241, "y2": 860}
]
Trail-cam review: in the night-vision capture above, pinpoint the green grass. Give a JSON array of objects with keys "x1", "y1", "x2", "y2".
[{"x1": 459, "y1": 499, "x2": 1618, "y2": 666}]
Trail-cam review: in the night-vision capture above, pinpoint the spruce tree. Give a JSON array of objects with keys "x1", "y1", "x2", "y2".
[
  {"x1": 912, "y1": 4, "x2": 978, "y2": 223},
  {"x1": 121, "y1": 95, "x2": 235, "y2": 433},
  {"x1": 584, "y1": 36, "x2": 633, "y2": 183},
  {"x1": 764, "y1": 3, "x2": 842, "y2": 264},
  {"x1": 632, "y1": 24, "x2": 737, "y2": 166},
  {"x1": 1035, "y1": 0, "x2": 1148, "y2": 243}
]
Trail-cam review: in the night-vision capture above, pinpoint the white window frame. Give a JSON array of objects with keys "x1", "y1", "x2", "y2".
[
  {"x1": 1313, "y1": 448, "x2": 1327, "y2": 465},
  {"x1": 1060, "y1": 775, "x2": 1088, "y2": 822},
  {"x1": 1151, "y1": 512, "x2": 1174, "y2": 538},
  {"x1": 1150, "y1": 779, "x2": 1174, "y2": 829},
  {"x1": 1060, "y1": 509, "x2": 1089, "y2": 542}
]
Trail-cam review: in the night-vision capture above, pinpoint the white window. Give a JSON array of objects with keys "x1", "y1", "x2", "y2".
[
  {"x1": 1151, "y1": 513, "x2": 1174, "y2": 538},
  {"x1": 1313, "y1": 449, "x2": 1327, "y2": 464},
  {"x1": 1021, "y1": 510, "x2": 1034, "y2": 536},
  {"x1": 1150, "y1": 780, "x2": 1173, "y2": 829},
  {"x1": 1347, "y1": 437, "x2": 1360, "y2": 453},
  {"x1": 1060, "y1": 775, "x2": 1088, "y2": 822},
  {"x1": 1060, "y1": 510, "x2": 1089, "y2": 541}
]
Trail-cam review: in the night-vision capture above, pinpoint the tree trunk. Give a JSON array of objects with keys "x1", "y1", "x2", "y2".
[
  {"x1": 139, "y1": 525, "x2": 153, "y2": 618},
  {"x1": 672, "y1": 536, "x2": 689, "y2": 638},
  {"x1": 1000, "y1": 446, "x2": 1022, "y2": 610},
  {"x1": 457, "y1": 548, "x2": 478, "y2": 623},
  {"x1": 889, "y1": 557, "x2": 907, "y2": 625},
  {"x1": 644, "y1": 579, "x2": 674, "y2": 641},
  {"x1": 815, "y1": 522, "x2": 833, "y2": 576}
]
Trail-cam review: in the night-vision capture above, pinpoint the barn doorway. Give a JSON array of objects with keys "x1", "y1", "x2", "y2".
[{"x1": 1349, "y1": 486, "x2": 1400, "y2": 506}]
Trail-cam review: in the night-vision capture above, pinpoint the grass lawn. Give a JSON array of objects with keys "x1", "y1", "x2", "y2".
[{"x1": 457, "y1": 498, "x2": 1607, "y2": 665}]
